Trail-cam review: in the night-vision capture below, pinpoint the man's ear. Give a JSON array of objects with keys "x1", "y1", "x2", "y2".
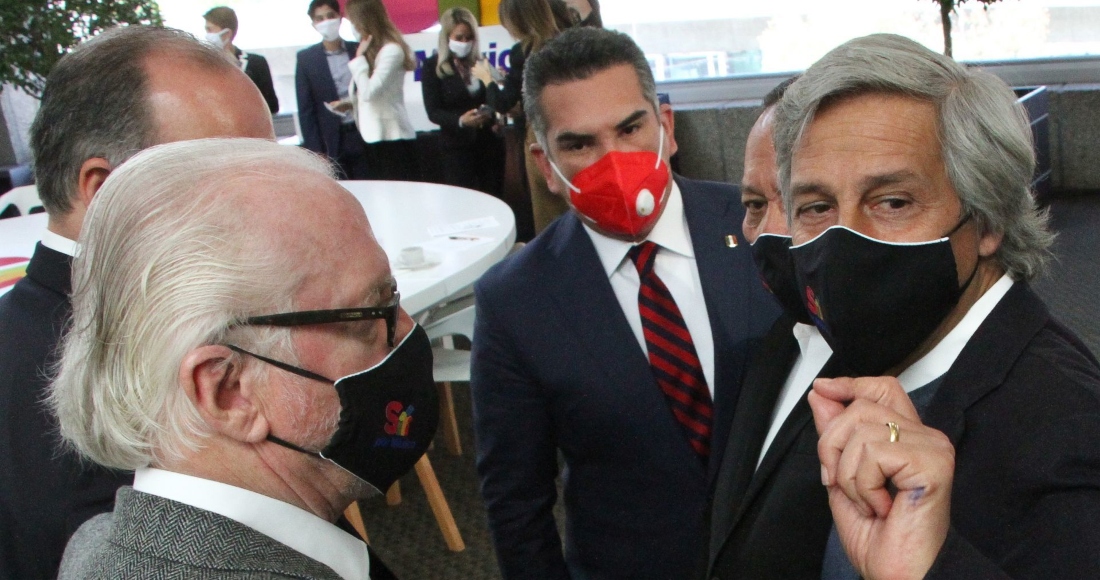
[
  {"x1": 76, "y1": 157, "x2": 112, "y2": 210},
  {"x1": 529, "y1": 141, "x2": 566, "y2": 196},
  {"x1": 658, "y1": 102, "x2": 678, "y2": 158},
  {"x1": 179, "y1": 345, "x2": 269, "y2": 444},
  {"x1": 978, "y1": 227, "x2": 1004, "y2": 258}
]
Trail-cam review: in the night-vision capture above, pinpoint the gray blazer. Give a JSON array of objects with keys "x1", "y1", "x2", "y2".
[{"x1": 59, "y1": 486, "x2": 344, "y2": 579}]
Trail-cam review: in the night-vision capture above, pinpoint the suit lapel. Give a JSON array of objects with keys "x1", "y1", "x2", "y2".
[
  {"x1": 710, "y1": 316, "x2": 799, "y2": 558},
  {"x1": 923, "y1": 282, "x2": 1051, "y2": 442},
  {"x1": 540, "y1": 213, "x2": 653, "y2": 391},
  {"x1": 307, "y1": 45, "x2": 337, "y2": 104},
  {"x1": 539, "y1": 213, "x2": 706, "y2": 476},
  {"x1": 679, "y1": 176, "x2": 758, "y2": 472},
  {"x1": 731, "y1": 354, "x2": 843, "y2": 529}
]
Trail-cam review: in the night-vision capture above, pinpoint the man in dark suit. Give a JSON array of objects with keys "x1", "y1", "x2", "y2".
[
  {"x1": 295, "y1": 0, "x2": 369, "y2": 179},
  {"x1": 0, "y1": 26, "x2": 275, "y2": 579},
  {"x1": 728, "y1": 33, "x2": 1100, "y2": 580},
  {"x1": 53, "y1": 139, "x2": 406, "y2": 579},
  {"x1": 203, "y1": 5, "x2": 281, "y2": 114},
  {"x1": 470, "y1": 28, "x2": 778, "y2": 579},
  {"x1": 708, "y1": 77, "x2": 840, "y2": 579}
]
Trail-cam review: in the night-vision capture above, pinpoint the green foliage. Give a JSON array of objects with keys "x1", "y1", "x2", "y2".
[{"x1": 0, "y1": 0, "x2": 163, "y2": 98}]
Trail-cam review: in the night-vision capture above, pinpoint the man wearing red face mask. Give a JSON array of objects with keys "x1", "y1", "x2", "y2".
[{"x1": 469, "y1": 27, "x2": 780, "y2": 580}]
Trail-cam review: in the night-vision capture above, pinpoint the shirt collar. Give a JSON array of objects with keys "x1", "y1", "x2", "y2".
[
  {"x1": 793, "y1": 321, "x2": 831, "y2": 361},
  {"x1": 133, "y1": 468, "x2": 369, "y2": 580},
  {"x1": 896, "y1": 273, "x2": 1015, "y2": 392},
  {"x1": 40, "y1": 228, "x2": 78, "y2": 257},
  {"x1": 582, "y1": 180, "x2": 691, "y2": 278}
]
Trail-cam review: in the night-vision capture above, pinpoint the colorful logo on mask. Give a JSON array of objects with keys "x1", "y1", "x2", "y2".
[
  {"x1": 385, "y1": 401, "x2": 414, "y2": 436},
  {"x1": 805, "y1": 286, "x2": 824, "y2": 321},
  {"x1": 375, "y1": 401, "x2": 419, "y2": 449},
  {"x1": 0, "y1": 257, "x2": 30, "y2": 291}
]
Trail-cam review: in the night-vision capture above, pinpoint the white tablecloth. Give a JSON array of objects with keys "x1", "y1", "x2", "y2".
[{"x1": 0, "y1": 181, "x2": 516, "y2": 316}]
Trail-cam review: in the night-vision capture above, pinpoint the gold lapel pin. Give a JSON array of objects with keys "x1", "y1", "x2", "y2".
[{"x1": 724, "y1": 234, "x2": 738, "y2": 248}]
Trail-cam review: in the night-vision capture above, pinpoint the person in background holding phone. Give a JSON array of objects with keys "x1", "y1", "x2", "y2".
[
  {"x1": 473, "y1": 0, "x2": 573, "y2": 233},
  {"x1": 294, "y1": 0, "x2": 369, "y2": 179},
  {"x1": 421, "y1": 7, "x2": 505, "y2": 197},
  {"x1": 346, "y1": 0, "x2": 419, "y2": 181}
]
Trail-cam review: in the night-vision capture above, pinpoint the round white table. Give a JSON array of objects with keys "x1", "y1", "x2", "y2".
[{"x1": 0, "y1": 181, "x2": 516, "y2": 316}]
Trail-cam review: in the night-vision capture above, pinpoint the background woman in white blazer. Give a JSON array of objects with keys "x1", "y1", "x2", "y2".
[{"x1": 346, "y1": 0, "x2": 419, "y2": 181}]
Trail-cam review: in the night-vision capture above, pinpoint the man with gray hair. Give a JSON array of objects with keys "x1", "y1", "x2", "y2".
[
  {"x1": 761, "y1": 33, "x2": 1100, "y2": 579},
  {"x1": 52, "y1": 138, "x2": 421, "y2": 578},
  {"x1": 0, "y1": 25, "x2": 274, "y2": 578},
  {"x1": 470, "y1": 27, "x2": 777, "y2": 579}
]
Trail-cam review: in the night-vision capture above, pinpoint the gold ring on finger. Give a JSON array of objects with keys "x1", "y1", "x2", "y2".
[{"x1": 886, "y1": 422, "x2": 900, "y2": 443}]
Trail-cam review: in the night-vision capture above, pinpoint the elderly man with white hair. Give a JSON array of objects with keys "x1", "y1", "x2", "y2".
[
  {"x1": 745, "y1": 33, "x2": 1100, "y2": 580},
  {"x1": 50, "y1": 138, "x2": 436, "y2": 579}
]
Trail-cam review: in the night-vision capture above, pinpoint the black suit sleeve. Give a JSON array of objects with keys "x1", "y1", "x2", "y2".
[
  {"x1": 245, "y1": 54, "x2": 279, "y2": 114},
  {"x1": 295, "y1": 51, "x2": 324, "y2": 154},
  {"x1": 926, "y1": 409, "x2": 1100, "y2": 579},
  {"x1": 487, "y1": 42, "x2": 524, "y2": 115},
  {"x1": 420, "y1": 56, "x2": 462, "y2": 130}
]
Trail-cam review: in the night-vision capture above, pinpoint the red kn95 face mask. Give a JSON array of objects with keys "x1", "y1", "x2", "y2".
[{"x1": 550, "y1": 127, "x2": 671, "y2": 238}]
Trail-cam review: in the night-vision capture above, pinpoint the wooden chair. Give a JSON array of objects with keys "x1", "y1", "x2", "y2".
[
  {"x1": 344, "y1": 454, "x2": 465, "y2": 552},
  {"x1": 420, "y1": 292, "x2": 476, "y2": 456},
  {"x1": 416, "y1": 242, "x2": 527, "y2": 457}
]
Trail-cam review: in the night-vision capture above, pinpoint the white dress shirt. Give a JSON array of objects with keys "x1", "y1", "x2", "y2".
[
  {"x1": 896, "y1": 273, "x2": 1014, "y2": 391},
  {"x1": 754, "y1": 274, "x2": 1015, "y2": 469},
  {"x1": 40, "y1": 229, "x2": 78, "y2": 257},
  {"x1": 756, "y1": 322, "x2": 832, "y2": 468},
  {"x1": 582, "y1": 181, "x2": 716, "y2": 394},
  {"x1": 133, "y1": 468, "x2": 369, "y2": 580}
]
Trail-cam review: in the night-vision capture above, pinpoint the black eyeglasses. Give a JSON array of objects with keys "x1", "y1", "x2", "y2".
[{"x1": 233, "y1": 291, "x2": 401, "y2": 347}]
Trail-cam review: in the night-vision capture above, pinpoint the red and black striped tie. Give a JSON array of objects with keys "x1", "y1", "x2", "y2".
[{"x1": 628, "y1": 241, "x2": 713, "y2": 460}]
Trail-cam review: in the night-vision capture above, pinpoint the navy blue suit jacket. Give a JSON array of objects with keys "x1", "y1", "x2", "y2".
[
  {"x1": 0, "y1": 244, "x2": 131, "y2": 579},
  {"x1": 471, "y1": 176, "x2": 779, "y2": 579},
  {"x1": 295, "y1": 41, "x2": 357, "y2": 157}
]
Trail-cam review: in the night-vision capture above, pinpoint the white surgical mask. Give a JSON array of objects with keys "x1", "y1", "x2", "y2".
[
  {"x1": 448, "y1": 39, "x2": 473, "y2": 58},
  {"x1": 204, "y1": 29, "x2": 229, "y2": 48},
  {"x1": 352, "y1": 28, "x2": 362, "y2": 42},
  {"x1": 314, "y1": 18, "x2": 342, "y2": 42}
]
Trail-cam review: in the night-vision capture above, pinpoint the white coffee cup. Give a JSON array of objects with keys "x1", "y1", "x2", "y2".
[{"x1": 400, "y1": 246, "x2": 425, "y2": 267}]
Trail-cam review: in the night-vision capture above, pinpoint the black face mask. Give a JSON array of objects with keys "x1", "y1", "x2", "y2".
[
  {"x1": 230, "y1": 324, "x2": 438, "y2": 494},
  {"x1": 751, "y1": 233, "x2": 812, "y2": 324},
  {"x1": 789, "y1": 218, "x2": 976, "y2": 376}
]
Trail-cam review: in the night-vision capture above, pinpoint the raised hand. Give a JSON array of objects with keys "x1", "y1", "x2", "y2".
[
  {"x1": 355, "y1": 35, "x2": 373, "y2": 59},
  {"x1": 471, "y1": 59, "x2": 495, "y2": 86},
  {"x1": 808, "y1": 377, "x2": 955, "y2": 580}
]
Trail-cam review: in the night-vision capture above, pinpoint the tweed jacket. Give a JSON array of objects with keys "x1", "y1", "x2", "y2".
[{"x1": 60, "y1": 487, "x2": 350, "y2": 579}]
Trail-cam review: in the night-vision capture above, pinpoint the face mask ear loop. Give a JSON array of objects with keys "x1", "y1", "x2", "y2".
[
  {"x1": 943, "y1": 212, "x2": 973, "y2": 238},
  {"x1": 549, "y1": 158, "x2": 582, "y2": 194},
  {"x1": 654, "y1": 121, "x2": 665, "y2": 170}
]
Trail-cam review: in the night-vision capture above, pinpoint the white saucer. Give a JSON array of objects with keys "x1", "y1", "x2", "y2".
[{"x1": 392, "y1": 255, "x2": 442, "y2": 271}]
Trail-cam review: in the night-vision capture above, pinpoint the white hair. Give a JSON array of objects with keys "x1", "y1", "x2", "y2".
[
  {"x1": 49, "y1": 138, "x2": 337, "y2": 470},
  {"x1": 774, "y1": 33, "x2": 1054, "y2": 280}
]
